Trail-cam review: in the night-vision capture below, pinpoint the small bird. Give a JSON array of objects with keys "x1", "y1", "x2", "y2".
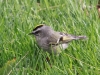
[{"x1": 29, "y1": 24, "x2": 86, "y2": 54}]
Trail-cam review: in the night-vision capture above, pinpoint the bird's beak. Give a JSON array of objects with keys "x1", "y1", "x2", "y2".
[{"x1": 28, "y1": 31, "x2": 34, "y2": 35}]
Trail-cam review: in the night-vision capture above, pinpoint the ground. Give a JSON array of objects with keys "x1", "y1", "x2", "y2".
[{"x1": 0, "y1": 0, "x2": 100, "y2": 75}]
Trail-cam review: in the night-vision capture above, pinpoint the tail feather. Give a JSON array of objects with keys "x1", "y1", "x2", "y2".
[
  {"x1": 59, "y1": 35, "x2": 87, "y2": 44},
  {"x1": 73, "y1": 36, "x2": 87, "y2": 40}
]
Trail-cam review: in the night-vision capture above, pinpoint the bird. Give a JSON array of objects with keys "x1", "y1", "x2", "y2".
[{"x1": 29, "y1": 24, "x2": 87, "y2": 54}]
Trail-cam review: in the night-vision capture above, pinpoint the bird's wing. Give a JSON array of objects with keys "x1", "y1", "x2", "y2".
[
  {"x1": 47, "y1": 32, "x2": 70, "y2": 46},
  {"x1": 47, "y1": 32, "x2": 86, "y2": 46},
  {"x1": 57, "y1": 32, "x2": 87, "y2": 43},
  {"x1": 47, "y1": 32, "x2": 61, "y2": 46}
]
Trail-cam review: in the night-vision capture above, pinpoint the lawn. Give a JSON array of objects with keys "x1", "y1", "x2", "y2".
[{"x1": 0, "y1": 0, "x2": 100, "y2": 75}]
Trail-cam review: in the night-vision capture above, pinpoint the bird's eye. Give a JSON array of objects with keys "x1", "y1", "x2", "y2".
[{"x1": 34, "y1": 30, "x2": 41, "y2": 36}]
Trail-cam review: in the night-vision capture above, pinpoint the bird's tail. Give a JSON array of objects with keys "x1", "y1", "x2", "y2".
[
  {"x1": 72, "y1": 36, "x2": 87, "y2": 40},
  {"x1": 59, "y1": 35, "x2": 87, "y2": 43}
]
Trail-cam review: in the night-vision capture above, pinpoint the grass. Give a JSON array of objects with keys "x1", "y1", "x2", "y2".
[{"x1": 0, "y1": 0, "x2": 100, "y2": 75}]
